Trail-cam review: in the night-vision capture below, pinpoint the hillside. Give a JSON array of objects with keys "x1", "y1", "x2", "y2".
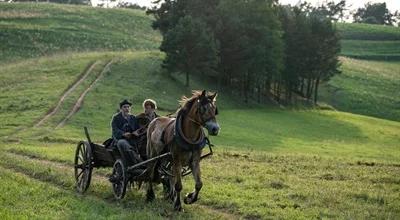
[
  {"x1": 0, "y1": 3, "x2": 399, "y2": 219},
  {"x1": 320, "y1": 23, "x2": 400, "y2": 121},
  {"x1": 0, "y1": 3, "x2": 160, "y2": 63},
  {"x1": 337, "y1": 22, "x2": 400, "y2": 60}
]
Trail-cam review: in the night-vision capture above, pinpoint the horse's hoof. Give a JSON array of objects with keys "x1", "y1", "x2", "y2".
[
  {"x1": 184, "y1": 192, "x2": 197, "y2": 204},
  {"x1": 174, "y1": 205, "x2": 183, "y2": 212}
]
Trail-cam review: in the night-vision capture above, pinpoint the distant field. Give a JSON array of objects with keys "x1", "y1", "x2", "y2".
[
  {"x1": 319, "y1": 57, "x2": 400, "y2": 121},
  {"x1": 337, "y1": 23, "x2": 400, "y2": 61},
  {"x1": 337, "y1": 23, "x2": 400, "y2": 41},
  {"x1": 320, "y1": 23, "x2": 400, "y2": 121},
  {"x1": 0, "y1": 3, "x2": 161, "y2": 63},
  {"x1": 341, "y1": 40, "x2": 400, "y2": 60}
]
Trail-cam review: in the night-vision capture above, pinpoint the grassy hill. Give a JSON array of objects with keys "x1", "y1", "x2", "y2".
[
  {"x1": 0, "y1": 3, "x2": 399, "y2": 219},
  {"x1": 337, "y1": 23, "x2": 400, "y2": 60},
  {"x1": 0, "y1": 2, "x2": 160, "y2": 63},
  {"x1": 319, "y1": 57, "x2": 400, "y2": 121},
  {"x1": 320, "y1": 23, "x2": 400, "y2": 121}
]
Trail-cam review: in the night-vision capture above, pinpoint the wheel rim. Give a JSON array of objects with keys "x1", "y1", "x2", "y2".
[
  {"x1": 112, "y1": 159, "x2": 127, "y2": 200},
  {"x1": 74, "y1": 141, "x2": 92, "y2": 193}
]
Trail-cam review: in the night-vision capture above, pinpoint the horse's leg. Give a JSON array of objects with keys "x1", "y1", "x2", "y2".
[
  {"x1": 146, "y1": 165, "x2": 156, "y2": 202},
  {"x1": 172, "y1": 160, "x2": 183, "y2": 211},
  {"x1": 184, "y1": 152, "x2": 202, "y2": 204},
  {"x1": 146, "y1": 133, "x2": 156, "y2": 202}
]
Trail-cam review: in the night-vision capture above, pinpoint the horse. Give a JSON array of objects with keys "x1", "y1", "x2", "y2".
[{"x1": 145, "y1": 90, "x2": 220, "y2": 211}]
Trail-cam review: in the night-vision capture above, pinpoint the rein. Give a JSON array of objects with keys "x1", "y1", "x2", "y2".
[{"x1": 186, "y1": 115, "x2": 203, "y2": 127}]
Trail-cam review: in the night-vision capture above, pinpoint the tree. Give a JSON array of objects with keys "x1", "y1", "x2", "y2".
[
  {"x1": 278, "y1": 3, "x2": 341, "y2": 103},
  {"x1": 314, "y1": 0, "x2": 347, "y2": 22},
  {"x1": 215, "y1": 0, "x2": 283, "y2": 102},
  {"x1": 117, "y1": 2, "x2": 147, "y2": 10},
  {"x1": 308, "y1": 10, "x2": 341, "y2": 103},
  {"x1": 160, "y1": 16, "x2": 219, "y2": 87},
  {"x1": 353, "y1": 2, "x2": 395, "y2": 25},
  {"x1": 147, "y1": 0, "x2": 188, "y2": 35}
]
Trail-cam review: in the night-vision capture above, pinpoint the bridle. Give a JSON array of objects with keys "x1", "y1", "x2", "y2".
[{"x1": 186, "y1": 99, "x2": 218, "y2": 127}]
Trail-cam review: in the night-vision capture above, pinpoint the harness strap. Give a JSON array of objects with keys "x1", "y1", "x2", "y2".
[
  {"x1": 175, "y1": 110, "x2": 206, "y2": 151},
  {"x1": 186, "y1": 115, "x2": 203, "y2": 126}
]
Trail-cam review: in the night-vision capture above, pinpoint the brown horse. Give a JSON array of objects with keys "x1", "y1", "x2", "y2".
[{"x1": 146, "y1": 90, "x2": 220, "y2": 211}]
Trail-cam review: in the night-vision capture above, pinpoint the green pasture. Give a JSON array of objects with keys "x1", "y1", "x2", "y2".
[
  {"x1": 0, "y1": 51, "x2": 399, "y2": 219},
  {"x1": 319, "y1": 57, "x2": 400, "y2": 122},
  {"x1": 0, "y1": 2, "x2": 160, "y2": 63}
]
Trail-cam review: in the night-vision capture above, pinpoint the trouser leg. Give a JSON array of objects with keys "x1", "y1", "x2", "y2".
[{"x1": 117, "y1": 139, "x2": 142, "y2": 165}]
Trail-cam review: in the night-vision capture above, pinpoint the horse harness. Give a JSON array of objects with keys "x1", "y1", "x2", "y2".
[{"x1": 161, "y1": 110, "x2": 207, "y2": 152}]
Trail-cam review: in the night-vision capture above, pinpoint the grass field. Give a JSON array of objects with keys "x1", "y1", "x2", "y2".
[
  {"x1": 0, "y1": 3, "x2": 399, "y2": 220},
  {"x1": 0, "y1": 2, "x2": 160, "y2": 63},
  {"x1": 320, "y1": 23, "x2": 400, "y2": 121},
  {"x1": 337, "y1": 23, "x2": 400, "y2": 41},
  {"x1": 1, "y1": 50, "x2": 399, "y2": 219},
  {"x1": 337, "y1": 23, "x2": 400, "y2": 61},
  {"x1": 319, "y1": 57, "x2": 400, "y2": 122}
]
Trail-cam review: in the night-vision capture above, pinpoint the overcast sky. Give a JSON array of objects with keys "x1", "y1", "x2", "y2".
[{"x1": 125, "y1": 0, "x2": 400, "y2": 11}]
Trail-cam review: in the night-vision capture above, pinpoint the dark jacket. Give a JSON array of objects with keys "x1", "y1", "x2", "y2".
[
  {"x1": 111, "y1": 112, "x2": 139, "y2": 140},
  {"x1": 136, "y1": 112, "x2": 159, "y2": 128}
]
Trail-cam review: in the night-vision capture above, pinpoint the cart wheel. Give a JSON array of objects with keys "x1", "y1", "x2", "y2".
[
  {"x1": 112, "y1": 159, "x2": 128, "y2": 200},
  {"x1": 74, "y1": 141, "x2": 93, "y2": 193}
]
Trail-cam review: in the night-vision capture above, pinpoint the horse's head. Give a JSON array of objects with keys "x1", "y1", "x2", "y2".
[{"x1": 194, "y1": 90, "x2": 220, "y2": 136}]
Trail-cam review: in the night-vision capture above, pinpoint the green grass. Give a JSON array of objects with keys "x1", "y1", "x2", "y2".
[
  {"x1": 337, "y1": 23, "x2": 400, "y2": 41},
  {"x1": 320, "y1": 23, "x2": 400, "y2": 121},
  {"x1": 0, "y1": 2, "x2": 160, "y2": 63},
  {"x1": 0, "y1": 51, "x2": 398, "y2": 219},
  {"x1": 0, "y1": 151, "x2": 226, "y2": 219},
  {"x1": 2, "y1": 140, "x2": 399, "y2": 219},
  {"x1": 337, "y1": 23, "x2": 400, "y2": 61},
  {"x1": 341, "y1": 40, "x2": 400, "y2": 60},
  {"x1": 0, "y1": 51, "x2": 120, "y2": 137},
  {"x1": 319, "y1": 57, "x2": 400, "y2": 121}
]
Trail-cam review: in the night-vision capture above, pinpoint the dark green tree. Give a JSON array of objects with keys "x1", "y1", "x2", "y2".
[
  {"x1": 160, "y1": 16, "x2": 219, "y2": 87},
  {"x1": 353, "y1": 2, "x2": 395, "y2": 25}
]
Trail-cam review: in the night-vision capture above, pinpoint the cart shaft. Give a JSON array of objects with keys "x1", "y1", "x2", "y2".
[{"x1": 127, "y1": 152, "x2": 171, "y2": 171}]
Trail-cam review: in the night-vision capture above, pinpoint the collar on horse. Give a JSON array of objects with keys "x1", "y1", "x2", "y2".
[{"x1": 174, "y1": 110, "x2": 207, "y2": 151}]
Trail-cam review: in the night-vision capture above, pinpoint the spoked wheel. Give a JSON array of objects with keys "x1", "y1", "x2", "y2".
[
  {"x1": 74, "y1": 141, "x2": 93, "y2": 193},
  {"x1": 112, "y1": 159, "x2": 128, "y2": 200},
  {"x1": 159, "y1": 161, "x2": 173, "y2": 201}
]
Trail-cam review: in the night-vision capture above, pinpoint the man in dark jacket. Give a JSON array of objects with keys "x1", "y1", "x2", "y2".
[{"x1": 111, "y1": 99, "x2": 142, "y2": 165}]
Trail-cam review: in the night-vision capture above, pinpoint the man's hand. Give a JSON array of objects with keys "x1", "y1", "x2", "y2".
[
  {"x1": 132, "y1": 130, "x2": 139, "y2": 137},
  {"x1": 122, "y1": 132, "x2": 132, "y2": 139}
]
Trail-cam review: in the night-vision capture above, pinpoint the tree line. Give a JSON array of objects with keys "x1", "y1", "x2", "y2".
[
  {"x1": 353, "y1": 2, "x2": 399, "y2": 26},
  {"x1": 147, "y1": 0, "x2": 342, "y2": 104}
]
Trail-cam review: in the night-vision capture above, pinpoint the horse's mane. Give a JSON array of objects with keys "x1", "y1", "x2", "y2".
[{"x1": 177, "y1": 90, "x2": 203, "y2": 114}]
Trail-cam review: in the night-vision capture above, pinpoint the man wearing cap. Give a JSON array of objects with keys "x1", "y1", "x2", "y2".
[{"x1": 111, "y1": 99, "x2": 142, "y2": 165}]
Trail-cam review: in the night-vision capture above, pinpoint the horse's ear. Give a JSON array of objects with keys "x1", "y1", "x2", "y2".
[
  {"x1": 209, "y1": 92, "x2": 218, "y2": 101},
  {"x1": 201, "y1": 90, "x2": 206, "y2": 97}
]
